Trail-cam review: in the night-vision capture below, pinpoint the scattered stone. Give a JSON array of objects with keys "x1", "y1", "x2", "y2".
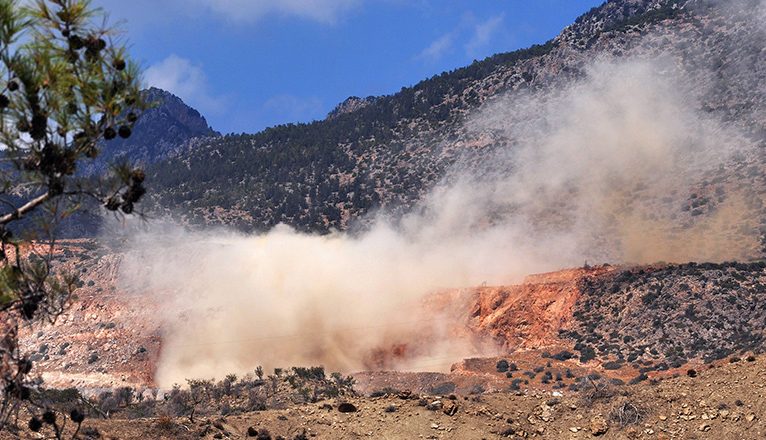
[
  {"x1": 443, "y1": 402, "x2": 459, "y2": 416},
  {"x1": 746, "y1": 413, "x2": 756, "y2": 422},
  {"x1": 426, "y1": 400, "x2": 443, "y2": 411},
  {"x1": 590, "y1": 415, "x2": 608, "y2": 436},
  {"x1": 500, "y1": 427, "x2": 515, "y2": 437},
  {"x1": 546, "y1": 398, "x2": 560, "y2": 407},
  {"x1": 539, "y1": 403, "x2": 554, "y2": 422},
  {"x1": 699, "y1": 423, "x2": 711, "y2": 432},
  {"x1": 569, "y1": 427, "x2": 580, "y2": 433},
  {"x1": 338, "y1": 402, "x2": 357, "y2": 413}
]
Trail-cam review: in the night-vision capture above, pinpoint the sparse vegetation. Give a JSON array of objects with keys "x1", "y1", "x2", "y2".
[
  {"x1": 574, "y1": 376, "x2": 620, "y2": 405},
  {"x1": 83, "y1": 366, "x2": 356, "y2": 422},
  {"x1": 565, "y1": 263, "x2": 766, "y2": 367}
]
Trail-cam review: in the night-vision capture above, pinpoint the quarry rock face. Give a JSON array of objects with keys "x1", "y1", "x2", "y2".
[
  {"x1": 463, "y1": 267, "x2": 615, "y2": 350},
  {"x1": 18, "y1": 241, "x2": 160, "y2": 391},
  {"x1": 26, "y1": 243, "x2": 766, "y2": 400}
]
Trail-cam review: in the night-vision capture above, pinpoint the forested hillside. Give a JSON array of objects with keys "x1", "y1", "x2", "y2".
[{"x1": 135, "y1": 0, "x2": 765, "y2": 237}]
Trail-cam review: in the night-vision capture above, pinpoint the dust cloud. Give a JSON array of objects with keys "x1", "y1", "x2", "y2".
[
  {"x1": 118, "y1": 56, "x2": 759, "y2": 387},
  {"x1": 462, "y1": 58, "x2": 758, "y2": 265}
]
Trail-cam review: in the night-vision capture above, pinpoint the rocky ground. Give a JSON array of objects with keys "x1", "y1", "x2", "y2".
[{"x1": 10, "y1": 353, "x2": 766, "y2": 439}]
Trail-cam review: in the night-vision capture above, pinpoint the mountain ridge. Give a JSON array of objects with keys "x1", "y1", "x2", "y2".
[
  {"x1": 82, "y1": 87, "x2": 219, "y2": 175},
  {"x1": 100, "y1": 0, "x2": 766, "y2": 254}
]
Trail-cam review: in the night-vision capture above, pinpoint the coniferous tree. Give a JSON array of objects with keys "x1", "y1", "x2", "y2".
[{"x1": 0, "y1": 0, "x2": 146, "y2": 434}]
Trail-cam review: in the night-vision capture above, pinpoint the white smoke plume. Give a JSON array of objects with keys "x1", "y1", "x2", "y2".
[{"x1": 117, "y1": 56, "x2": 759, "y2": 387}]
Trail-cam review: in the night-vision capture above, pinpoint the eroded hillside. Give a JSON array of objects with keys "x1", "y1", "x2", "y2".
[{"x1": 15, "y1": 242, "x2": 766, "y2": 439}]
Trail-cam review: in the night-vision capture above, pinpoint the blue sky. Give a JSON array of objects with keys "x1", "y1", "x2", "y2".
[{"x1": 91, "y1": 0, "x2": 603, "y2": 134}]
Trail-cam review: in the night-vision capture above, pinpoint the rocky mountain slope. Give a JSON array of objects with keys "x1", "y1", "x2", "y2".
[
  {"x1": 81, "y1": 87, "x2": 219, "y2": 176},
  {"x1": 137, "y1": 0, "x2": 765, "y2": 243}
]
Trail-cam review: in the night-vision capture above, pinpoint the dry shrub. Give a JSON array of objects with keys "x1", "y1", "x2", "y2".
[
  {"x1": 578, "y1": 377, "x2": 619, "y2": 405},
  {"x1": 609, "y1": 398, "x2": 647, "y2": 428},
  {"x1": 155, "y1": 414, "x2": 176, "y2": 432}
]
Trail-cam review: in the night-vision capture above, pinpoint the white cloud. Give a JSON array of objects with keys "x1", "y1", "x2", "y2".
[
  {"x1": 465, "y1": 13, "x2": 504, "y2": 57},
  {"x1": 92, "y1": 0, "x2": 361, "y2": 28},
  {"x1": 416, "y1": 33, "x2": 454, "y2": 62},
  {"x1": 144, "y1": 55, "x2": 226, "y2": 114},
  {"x1": 194, "y1": 0, "x2": 362, "y2": 24},
  {"x1": 416, "y1": 12, "x2": 506, "y2": 63}
]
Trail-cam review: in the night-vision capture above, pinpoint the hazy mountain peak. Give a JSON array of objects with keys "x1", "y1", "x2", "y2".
[
  {"x1": 142, "y1": 87, "x2": 219, "y2": 137},
  {"x1": 83, "y1": 87, "x2": 219, "y2": 175}
]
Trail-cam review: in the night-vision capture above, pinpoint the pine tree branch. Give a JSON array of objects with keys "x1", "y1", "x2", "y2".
[{"x1": 0, "y1": 192, "x2": 50, "y2": 225}]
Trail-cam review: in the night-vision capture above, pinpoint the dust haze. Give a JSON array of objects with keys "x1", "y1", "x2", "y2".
[{"x1": 118, "y1": 56, "x2": 760, "y2": 387}]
